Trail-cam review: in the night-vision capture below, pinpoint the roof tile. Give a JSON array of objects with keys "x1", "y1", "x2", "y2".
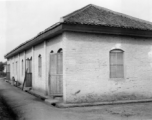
[{"x1": 63, "y1": 4, "x2": 152, "y2": 30}]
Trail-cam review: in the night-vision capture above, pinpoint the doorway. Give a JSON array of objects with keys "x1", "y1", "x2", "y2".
[
  {"x1": 49, "y1": 49, "x2": 63, "y2": 97},
  {"x1": 26, "y1": 58, "x2": 32, "y2": 87}
]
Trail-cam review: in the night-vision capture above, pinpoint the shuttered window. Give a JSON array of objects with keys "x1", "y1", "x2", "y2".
[
  {"x1": 57, "y1": 51, "x2": 63, "y2": 74},
  {"x1": 26, "y1": 59, "x2": 30, "y2": 73},
  {"x1": 7, "y1": 64, "x2": 10, "y2": 72},
  {"x1": 22, "y1": 60, "x2": 24, "y2": 75},
  {"x1": 110, "y1": 49, "x2": 124, "y2": 78},
  {"x1": 38, "y1": 55, "x2": 42, "y2": 77},
  {"x1": 12, "y1": 63, "x2": 14, "y2": 74},
  {"x1": 16, "y1": 62, "x2": 18, "y2": 74},
  {"x1": 50, "y1": 54, "x2": 57, "y2": 74},
  {"x1": 29, "y1": 58, "x2": 32, "y2": 73}
]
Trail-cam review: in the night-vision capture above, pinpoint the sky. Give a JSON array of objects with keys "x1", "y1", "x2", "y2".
[{"x1": 0, "y1": 0, "x2": 152, "y2": 62}]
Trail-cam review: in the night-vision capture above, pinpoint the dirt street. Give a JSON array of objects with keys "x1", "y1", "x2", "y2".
[
  {"x1": 62, "y1": 102, "x2": 152, "y2": 120},
  {"x1": 1, "y1": 78, "x2": 152, "y2": 120},
  {"x1": 0, "y1": 97, "x2": 16, "y2": 120}
]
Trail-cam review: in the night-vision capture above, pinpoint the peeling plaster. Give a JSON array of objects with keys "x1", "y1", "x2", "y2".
[{"x1": 111, "y1": 43, "x2": 122, "y2": 50}]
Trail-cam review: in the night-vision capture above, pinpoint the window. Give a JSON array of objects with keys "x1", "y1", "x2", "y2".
[
  {"x1": 26, "y1": 58, "x2": 32, "y2": 73},
  {"x1": 16, "y1": 62, "x2": 18, "y2": 74},
  {"x1": 7, "y1": 64, "x2": 10, "y2": 73},
  {"x1": 110, "y1": 49, "x2": 124, "y2": 78},
  {"x1": 38, "y1": 55, "x2": 42, "y2": 77},
  {"x1": 57, "y1": 49, "x2": 63, "y2": 74},
  {"x1": 29, "y1": 57, "x2": 32, "y2": 73},
  {"x1": 13, "y1": 63, "x2": 14, "y2": 74},
  {"x1": 22, "y1": 60, "x2": 24, "y2": 75},
  {"x1": 26, "y1": 59, "x2": 29, "y2": 73}
]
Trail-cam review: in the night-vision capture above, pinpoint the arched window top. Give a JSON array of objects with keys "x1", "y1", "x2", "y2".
[
  {"x1": 110, "y1": 49, "x2": 124, "y2": 78},
  {"x1": 57, "y1": 48, "x2": 63, "y2": 53},
  {"x1": 110, "y1": 49, "x2": 124, "y2": 53},
  {"x1": 50, "y1": 50, "x2": 54, "y2": 53}
]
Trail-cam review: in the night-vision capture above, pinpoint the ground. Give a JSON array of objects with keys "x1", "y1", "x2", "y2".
[
  {"x1": 62, "y1": 102, "x2": 152, "y2": 120},
  {"x1": 0, "y1": 78, "x2": 152, "y2": 120},
  {"x1": 0, "y1": 97, "x2": 16, "y2": 120}
]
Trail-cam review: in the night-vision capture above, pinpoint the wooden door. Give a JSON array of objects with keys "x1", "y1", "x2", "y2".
[
  {"x1": 49, "y1": 52, "x2": 63, "y2": 96},
  {"x1": 26, "y1": 58, "x2": 32, "y2": 87}
]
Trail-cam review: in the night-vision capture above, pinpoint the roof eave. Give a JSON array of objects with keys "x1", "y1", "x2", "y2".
[
  {"x1": 63, "y1": 23, "x2": 152, "y2": 38},
  {"x1": 5, "y1": 23, "x2": 152, "y2": 59},
  {"x1": 5, "y1": 23, "x2": 63, "y2": 59}
]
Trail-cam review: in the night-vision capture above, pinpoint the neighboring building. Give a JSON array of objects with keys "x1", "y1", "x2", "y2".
[
  {"x1": 3, "y1": 62, "x2": 7, "y2": 73},
  {"x1": 4, "y1": 4, "x2": 152, "y2": 103}
]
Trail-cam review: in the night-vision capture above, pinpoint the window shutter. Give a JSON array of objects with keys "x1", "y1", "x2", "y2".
[
  {"x1": 110, "y1": 52, "x2": 117, "y2": 78},
  {"x1": 40, "y1": 57, "x2": 42, "y2": 76},
  {"x1": 57, "y1": 52, "x2": 63, "y2": 74},
  {"x1": 38, "y1": 56, "x2": 42, "y2": 77},
  {"x1": 117, "y1": 52, "x2": 124, "y2": 78},
  {"x1": 110, "y1": 50, "x2": 124, "y2": 78},
  {"x1": 22, "y1": 60, "x2": 24, "y2": 75},
  {"x1": 50, "y1": 54, "x2": 57, "y2": 75},
  {"x1": 30, "y1": 59, "x2": 32, "y2": 73}
]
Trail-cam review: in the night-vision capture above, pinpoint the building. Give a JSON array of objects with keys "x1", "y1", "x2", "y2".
[
  {"x1": 5, "y1": 4, "x2": 152, "y2": 103},
  {"x1": 3, "y1": 62, "x2": 7, "y2": 73}
]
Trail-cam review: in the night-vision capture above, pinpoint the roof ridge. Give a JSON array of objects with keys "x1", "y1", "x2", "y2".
[
  {"x1": 90, "y1": 4, "x2": 152, "y2": 26},
  {"x1": 63, "y1": 4, "x2": 152, "y2": 28},
  {"x1": 62, "y1": 4, "x2": 93, "y2": 21}
]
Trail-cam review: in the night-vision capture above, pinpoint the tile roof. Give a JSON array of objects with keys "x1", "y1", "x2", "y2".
[
  {"x1": 5, "y1": 4, "x2": 152, "y2": 59},
  {"x1": 62, "y1": 4, "x2": 152, "y2": 30}
]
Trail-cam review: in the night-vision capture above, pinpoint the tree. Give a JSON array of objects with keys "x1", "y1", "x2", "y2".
[{"x1": 0, "y1": 62, "x2": 4, "y2": 72}]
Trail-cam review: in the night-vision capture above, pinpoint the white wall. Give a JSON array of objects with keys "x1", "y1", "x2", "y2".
[
  {"x1": 64, "y1": 31, "x2": 152, "y2": 103},
  {"x1": 46, "y1": 34, "x2": 65, "y2": 95}
]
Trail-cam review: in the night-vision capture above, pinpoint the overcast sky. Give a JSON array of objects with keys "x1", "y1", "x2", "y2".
[{"x1": 0, "y1": 0, "x2": 152, "y2": 62}]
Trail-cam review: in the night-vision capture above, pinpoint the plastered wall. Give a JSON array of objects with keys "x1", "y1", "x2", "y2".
[
  {"x1": 64, "y1": 32, "x2": 152, "y2": 103},
  {"x1": 6, "y1": 34, "x2": 65, "y2": 96},
  {"x1": 46, "y1": 34, "x2": 64, "y2": 95}
]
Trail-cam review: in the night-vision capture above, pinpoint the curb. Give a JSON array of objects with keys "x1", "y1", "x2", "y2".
[
  {"x1": 26, "y1": 89, "x2": 49, "y2": 100},
  {"x1": 55, "y1": 99, "x2": 152, "y2": 108},
  {"x1": 3, "y1": 79, "x2": 152, "y2": 108}
]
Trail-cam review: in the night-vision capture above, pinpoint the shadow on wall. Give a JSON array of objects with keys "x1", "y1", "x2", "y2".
[{"x1": 68, "y1": 92, "x2": 152, "y2": 103}]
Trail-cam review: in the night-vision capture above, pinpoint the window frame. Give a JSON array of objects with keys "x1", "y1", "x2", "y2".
[
  {"x1": 16, "y1": 61, "x2": 17, "y2": 74},
  {"x1": 22, "y1": 60, "x2": 24, "y2": 76},
  {"x1": 38, "y1": 55, "x2": 42, "y2": 77},
  {"x1": 109, "y1": 49, "x2": 124, "y2": 79}
]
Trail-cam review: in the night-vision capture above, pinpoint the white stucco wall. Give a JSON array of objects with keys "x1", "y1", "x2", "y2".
[
  {"x1": 64, "y1": 32, "x2": 152, "y2": 103},
  {"x1": 46, "y1": 34, "x2": 65, "y2": 95},
  {"x1": 6, "y1": 33, "x2": 65, "y2": 96},
  {"x1": 9, "y1": 55, "x2": 19, "y2": 81}
]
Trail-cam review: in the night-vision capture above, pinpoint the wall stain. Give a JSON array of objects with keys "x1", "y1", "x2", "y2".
[
  {"x1": 73, "y1": 90, "x2": 81, "y2": 96},
  {"x1": 68, "y1": 92, "x2": 152, "y2": 103}
]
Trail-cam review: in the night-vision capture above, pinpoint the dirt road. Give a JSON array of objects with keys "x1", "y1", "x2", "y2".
[{"x1": 63, "y1": 102, "x2": 152, "y2": 120}]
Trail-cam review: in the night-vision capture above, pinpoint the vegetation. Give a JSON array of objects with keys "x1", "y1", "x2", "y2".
[
  {"x1": 0, "y1": 62, "x2": 6, "y2": 77},
  {"x1": 0, "y1": 62, "x2": 4, "y2": 72}
]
